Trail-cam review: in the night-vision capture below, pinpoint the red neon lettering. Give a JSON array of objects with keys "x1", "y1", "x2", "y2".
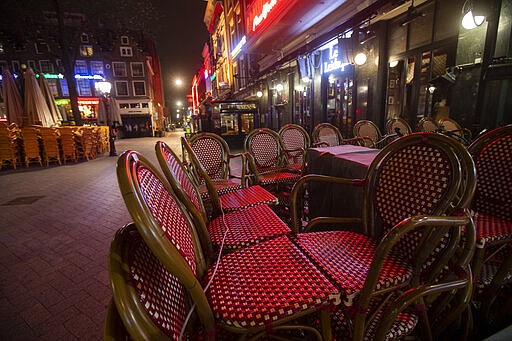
[{"x1": 252, "y1": 0, "x2": 278, "y2": 31}]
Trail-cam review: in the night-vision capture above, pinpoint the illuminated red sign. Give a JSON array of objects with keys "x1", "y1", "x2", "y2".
[
  {"x1": 247, "y1": 0, "x2": 281, "y2": 33},
  {"x1": 78, "y1": 97, "x2": 100, "y2": 105}
]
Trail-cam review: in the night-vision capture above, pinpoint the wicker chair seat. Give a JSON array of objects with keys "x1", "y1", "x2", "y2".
[
  {"x1": 204, "y1": 235, "x2": 340, "y2": 329},
  {"x1": 474, "y1": 213, "x2": 512, "y2": 247},
  {"x1": 207, "y1": 204, "x2": 289, "y2": 251},
  {"x1": 332, "y1": 303, "x2": 418, "y2": 340},
  {"x1": 257, "y1": 170, "x2": 301, "y2": 186},
  {"x1": 198, "y1": 179, "x2": 243, "y2": 200},
  {"x1": 217, "y1": 184, "x2": 278, "y2": 212},
  {"x1": 293, "y1": 231, "x2": 413, "y2": 308}
]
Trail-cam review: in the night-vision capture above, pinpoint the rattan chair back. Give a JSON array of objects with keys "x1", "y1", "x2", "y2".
[
  {"x1": 353, "y1": 120, "x2": 382, "y2": 147},
  {"x1": 417, "y1": 117, "x2": 439, "y2": 132},
  {"x1": 244, "y1": 128, "x2": 288, "y2": 173},
  {"x1": 155, "y1": 141, "x2": 214, "y2": 255},
  {"x1": 312, "y1": 123, "x2": 342, "y2": 147},
  {"x1": 279, "y1": 124, "x2": 311, "y2": 172},
  {"x1": 39, "y1": 127, "x2": 61, "y2": 166},
  {"x1": 385, "y1": 118, "x2": 412, "y2": 135},
  {"x1": 186, "y1": 132, "x2": 232, "y2": 182}
]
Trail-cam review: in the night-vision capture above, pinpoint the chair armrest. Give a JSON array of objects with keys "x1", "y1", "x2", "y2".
[
  {"x1": 290, "y1": 174, "x2": 366, "y2": 233},
  {"x1": 311, "y1": 141, "x2": 329, "y2": 148},
  {"x1": 342, "y1": 136, "x2": 375, "y2": 148},
  {"x1": 304, "y1": 216, "x2": 363, "y2": 232}
]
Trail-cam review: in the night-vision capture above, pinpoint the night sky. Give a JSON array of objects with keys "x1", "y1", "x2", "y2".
[{"x1": 151, "y1": 0, "x2": 210, "y2": 106}]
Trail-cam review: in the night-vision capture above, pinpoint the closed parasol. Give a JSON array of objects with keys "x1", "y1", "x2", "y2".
[
  {"x1": 109, "y1": 97, "x2": 123, "y2": 126},
  {"x1": 38, "y1": 73, "x2": 63, "y2": 124},
  {"x1": 24, "y1": 67, "x2": 55, "y2": 126},
  {"x1": 1, "y1": 69, "x2": 23, "y2": 126}
]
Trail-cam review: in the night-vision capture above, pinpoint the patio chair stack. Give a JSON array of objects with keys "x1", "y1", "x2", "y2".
[
  {"x1": 438, "y1": 117, "x2": 472, "y2": 145},
  {"x1": 113, "y1": 150, "x2": 339, "y2": 340},
  {"x1": 75, "y1": 126, "x2": 96, "y2": 160},
  {"x1": 290, "y1": 132, "x2": 477, "y2": 339},
  {"x1": 38, "y1": 127, "x2": 61, "y2": 166},
  {"x1": 0, "y1": 123, "x2": 19, "y2": 170},
  {"x1": 156, "y1": 141, "x2": 286, "y2": 254},
  {"x1": 468, "y1": 124, "x2": 512, "y2": 331},
  {"x1": 20, "y1": 126, "x2": 42, "y2": 167},
  {"x1": 109, "y1": 132, "x2": 477, "y2": 340},
  {"x1": 57, "y1": 127, "x2": 77, "y2": 164}
]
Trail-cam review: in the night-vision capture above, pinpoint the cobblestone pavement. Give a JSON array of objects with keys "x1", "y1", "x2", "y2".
[{"x1": 0, "y1": 132, "x2": 186, "y2": 340}]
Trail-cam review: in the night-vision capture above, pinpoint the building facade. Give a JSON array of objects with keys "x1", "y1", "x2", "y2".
[
  {"x1": 0, "y1": 12, "x2": 165, "y2": 138},
  {"x1": 199, "y1": 0, "x2": 512, "y2": 136}
]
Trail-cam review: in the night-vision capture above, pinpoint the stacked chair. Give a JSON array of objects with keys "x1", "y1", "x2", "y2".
[
  {"x1": 468, "y1": 125, "x2": 512, "y2": 333},
  {"x1": 156, "y1": 140, "x2": 286, "y2": 254},
  {"x1": 38, "y1": 127, "x2": 61, "y2": 166},
  {"x1": 109, "y1": 132, "x2": 477, "y2": 340},
  {"x1": 0, "y1": 123, "x2": 19, "y2": 170},
  {"x1": 75, "y1": 126, "x2": 96, "y2": 161},
  {"x1": 279, "y1": 123, "x2": 311, "y2": 174},
  {"x1": 57, "y1": 126, "x2": 78, "y2": 164},
  {"x1": 113, "y1": 150, "x2": 338, "y2": 339},
  {"x1": 290, "y1": 132, "x2": 477, "y2": 339},
  {"x1": 20, "y1": 127, "x2": 43, "y2": 167}
]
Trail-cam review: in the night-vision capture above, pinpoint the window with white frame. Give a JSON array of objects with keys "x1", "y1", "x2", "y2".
[
  {"x1": 39, "y1": 60, "x2": 54, "y2": 73},
  {"x1": 120, "y1": 47, "x2": 133, "y2": 57},
  {"x1": 80, "y1": 45, "x2": 93, "y2": 57},
  {"x1": 77, "y1": 79, "x2": 91, "y2": 96},
  {"x1": 27, "y1": 60, "x2": 36, "y2": 70},
  {"x1": 75, "y1": 60, "x2": 88, "y2": 74},
  {"x1": 112, "y1": 62, "x2": 127, "y2": 77},
  {"x1": 132, "y1": 81, "x2": 146, "y2": 96},
  {"x1": 90, "y1": 61, "x2": 104, "y2": 75},
  {"x1": 131, "y1": 62, "x2": 144, "y2": 77},
  {"x1": 116, "y1": 81, "x2": 129, "y2": 96},
  {"x1": 121, "y1": 36, "x2": 129, "y2": 45},
  {"x1": 81, "y1": 33, "x2": 89, "y2": 43}
]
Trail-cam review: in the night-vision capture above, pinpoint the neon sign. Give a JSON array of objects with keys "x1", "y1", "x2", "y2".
[
  {"x1": 75, "y1": 74, "x2": 104, "y2": 80},
  {"x1": 322, "y1": 41, "x2": 349, "y2": 74},
  {"x1": 230, "y1": 35, "x2": 246, "y2": 58},
  {"x1": 250, "y1": 0, "x2": 279, "y2": 32}
]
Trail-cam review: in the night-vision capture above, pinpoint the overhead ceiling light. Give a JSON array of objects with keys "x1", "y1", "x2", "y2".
[{"x1": 399, "y1": 0, "x2": 425, "y2": 27}]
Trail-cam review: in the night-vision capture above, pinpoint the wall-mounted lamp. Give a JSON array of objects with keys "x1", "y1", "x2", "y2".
[
  {"x1": 389, "y1": 60, "x2": 399, "y2": 68},
  {"x1": 256, "y1": 90, "x2": 263, "y2": 98},
  {"x1": 301, "y1": 76, "x2": 311, "y2": 83},
  {"x1": 354, "y1": 52, "x2": 367, "y2": 66},
  {"x1": 276, "y1": 83, "x2": 284, "y2": 92},
  {"x1": 461, "y1": 0, "x2": 485, "y2": 29}
]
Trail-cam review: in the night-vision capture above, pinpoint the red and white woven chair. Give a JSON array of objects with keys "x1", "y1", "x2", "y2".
[
  {"x1": 279, "y1": 123, "x2": 311, "y2": 174},
  {"x1": 468, "y1": 124, "x2": 512, "y2": 325},
  {"x1": 182, "y1": 132, "x2": 247, "y2": 200},
  {"x1": 115, "y1": 152, "x2": 341, "y2": 340},
  {"x1": 155, "y1": 142, "x2": 287, "y2": 254},
  {"x1": 290, "y1": 132, "x2": 477, "y2": 340}
]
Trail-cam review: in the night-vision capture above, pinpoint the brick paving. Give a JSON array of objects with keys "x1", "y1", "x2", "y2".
[{"x1": 0, "y1": 132, "x2": 186, "y2": 340}]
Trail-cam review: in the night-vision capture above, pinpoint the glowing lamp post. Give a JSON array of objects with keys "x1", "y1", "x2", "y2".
[{"x1": 95, "y1": 81, "x2": 117, "y2": 156}]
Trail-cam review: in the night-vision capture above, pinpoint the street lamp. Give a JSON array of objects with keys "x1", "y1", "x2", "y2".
[{"x1": 95, "y1": 81, "x2": 117, "y2": 156}]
